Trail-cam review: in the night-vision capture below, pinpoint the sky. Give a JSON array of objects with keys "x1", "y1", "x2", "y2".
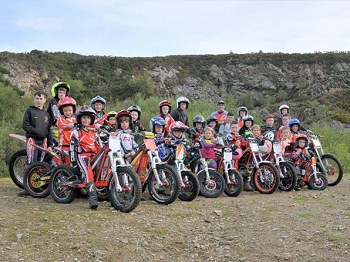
[{"x1": 1, "y1": 0, "x2": 350, "y2": 57}]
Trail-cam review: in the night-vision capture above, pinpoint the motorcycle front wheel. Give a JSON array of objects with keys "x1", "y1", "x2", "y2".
[
  {"x1": 253, "y1": 163, "x2": 279, "y2": 194},
  {"x1": 108, "y1": 166, "x2": 142, "y2": 213}
]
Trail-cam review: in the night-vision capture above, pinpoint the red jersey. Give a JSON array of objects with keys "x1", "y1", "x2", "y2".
[
  {"x1": 57, "y1": 115, "x2": 76, "y2": 147},
  {"x1": 160, "y1": 114, "x2": 175, "y2": 136},
  {"x1": 70, "y1": 128, "x2": 99, "y2": 154}
]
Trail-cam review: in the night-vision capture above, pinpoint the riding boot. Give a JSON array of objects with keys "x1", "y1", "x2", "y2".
[
  {"x1": 243, "y1": 176, "x2": 253, "y2": 191},
  {"x1": 86, "y1": 182, "x2": 98, "y2": 209}
]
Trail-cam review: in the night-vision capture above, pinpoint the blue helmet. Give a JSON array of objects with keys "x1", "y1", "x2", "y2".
[
  {"x1": 288, "y1": 118, "x2": 301, "y2": 129},
  {"x1": 150, "y1": 116, "x2": 166, "y2": 133}
]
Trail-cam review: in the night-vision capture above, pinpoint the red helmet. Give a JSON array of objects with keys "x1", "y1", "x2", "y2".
[
  {"x1": 116, "y1": 110, "x2": 132, "y2": 128},
  {"x1": 57, "y1": 96, "x2": 77, "y2": 114},
  {"x1": 159, "y1": 100, "x2": 172, "y2": 113},
  {"x1": 169, "y1": 121, "x2": 189, "y2": 138}
]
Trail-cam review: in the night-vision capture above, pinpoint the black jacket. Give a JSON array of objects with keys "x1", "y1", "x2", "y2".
[
  {"x1": 171, "y1": 108, "x2": 189, "y2": 127},
  {"x1": 22, "y1": 106, "x2": 53, "y2": 146}
]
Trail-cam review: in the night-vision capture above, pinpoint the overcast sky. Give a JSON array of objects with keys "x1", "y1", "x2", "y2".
[{"x1": 1, "y1": 0, "x2": 350, "y2": 57}]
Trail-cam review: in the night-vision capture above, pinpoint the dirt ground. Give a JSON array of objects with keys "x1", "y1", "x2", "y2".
[{"x1": 0, "y1": 176, "x2": 349, "y2": 262}]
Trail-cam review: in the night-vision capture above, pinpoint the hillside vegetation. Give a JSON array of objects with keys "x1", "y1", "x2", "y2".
[{"x1": 0, "y1": 50, "x2": 349, "y2": 175}]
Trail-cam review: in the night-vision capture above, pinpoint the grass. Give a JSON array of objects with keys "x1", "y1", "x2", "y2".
[
  {"x1": 328, "y1": 235, "x2": 346, "y2": 243},
  {"x1": 299, "y1": 212, "x2": 314, "y2": 218}
]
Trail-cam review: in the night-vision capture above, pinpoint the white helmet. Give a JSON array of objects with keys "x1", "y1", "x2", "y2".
[
  {"x1": 279, "y1": 104, "x2": 289, "y2": 113},
  {"x1": 176, "y1": 96, "x2": 189, "y2": 109}
]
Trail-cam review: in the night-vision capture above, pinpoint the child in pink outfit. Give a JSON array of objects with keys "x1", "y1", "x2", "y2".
[{"x1": 200, "y1": 127, "x2": 218, "y2": 169}]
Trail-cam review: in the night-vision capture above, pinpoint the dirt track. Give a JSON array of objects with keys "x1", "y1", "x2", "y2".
[{"x1": 0, "y1": 176, "x2": 349, "y2": 262}]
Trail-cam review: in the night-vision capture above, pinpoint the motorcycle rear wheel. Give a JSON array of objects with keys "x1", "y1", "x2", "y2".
[
  {"x1": 23, "y1": 161, "x2": 52, "y2": 198},
  {"x1": 8, "y1": 149, "x2": 27, "y2": 189}
]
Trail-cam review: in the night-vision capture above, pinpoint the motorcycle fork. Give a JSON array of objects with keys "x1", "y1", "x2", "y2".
[
  {"x1": 109, "y1": 151, "x2": 124, "y2": 192},
  {"x1": 224, "y1": 160, "x2": 235, "y2": 184},
  {"x1": 147, "y1": 150, "x2": 164, "y2": 186},
  {"x1": 175, "y1": 160, "x2": 186, "y2": 187},
  {"x1": 200, "y1": 157, "x2": 211, "y2": 185}
]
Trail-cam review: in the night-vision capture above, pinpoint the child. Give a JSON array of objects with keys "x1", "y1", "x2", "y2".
[
  {"x1": 236, "y1": 106, "x2": 248, "y2": 128},
  {"x1": 150, "y1": 116, "x2": 167, "y2": 144},
  {"x1": 260, "y1": 114, "x2": 277, "y2": 135},
  {"x1": 277, "y1": 104, "x2": 290, "y2": 129},
  {"x1": 116, "y1": 110, "x2": 138, "y2": 161},
  {"x1": 225, "y1": 121, "x2": 243, "y2": 162},
  {"x1": 158, "y1": 100, "x2": 175, "y2": 136},
  {"x1": 292, "y1": 135, "x2": 311, "y2": 190},
  {"x1": 251, "y1": 125, "x2": 272, "y2": 155},
  {"x1": 91, "y1": 95, "x2": 108, "y2": 125},
  {"x1": 218, "y1": 112, "x2": 235, "y2": 139},
  {"x1": 190, "y1": 115, "x2": 205, "y2": 143},
  {"x1": 20, "y1": 91, "x2": 53, "y2": 196},
  {"x1": 104, "y1": 111, "x2": 118, "y2": 132},
  {"x1": 22, "y1": 91, "x2": 53, "y2": 164},
  {"x1": 56, "y1": 96, "x2": 77, "y2": 164},
  {"x1": 128, "y1": 105, "x2": 145, "y2": 133},
  {"x1": 171, "y1": 96, "x2": 190, "y2": 127},
  {"x1": 207, "y1": 116, "x2": 219, "y2": 134},
  {"x1": 275, "y1": 113, "x2": 291, "y2": 140},
  {"x1": 239, "y1": 115, "x2": 254, "y2": 139},
  {"x1": 288, "y1": 118, "x2": 303, "y2": 142},
  {"x1": 47, "y1": 82, "x2": 70, "y2": 126},
  {"x1": 279, "y1": 126, "x2": 293, "y2": 156},
  {"x1": 200, "y1": 127, "x2": 218, "y2": 169},
  {"x1": 70, "y1": 105, "x2": 100, "y2": 209}
]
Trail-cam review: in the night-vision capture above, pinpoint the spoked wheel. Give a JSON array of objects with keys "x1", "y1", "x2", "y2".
[
  {"x1": 8, "y1": 149, "x2": 27, "y2": 189},
  {"x1": 49, "y1": 165, "x2": 77, "y2": 204},
  {"x1": 320, "y1": 154, "x2": 343, "y2": 186},
  {"x1": 23, "y1": 161, "x2": 52, "y2": 198},
  {"x1": 197, "y1": 169, "x2": 225, "y2": 198},
  {"x1": 278, "y1": 162, "x2": 297, "y2": 191},
  {"x1": 147, "y1": 164, "x2": 180, "y2": 205},
  {"x1": 253, "y1": 163, "x2": 280, "y2": 194},
  {"x1": 178, "y1": 171, "x2": 199, "y2": 201},
  {"x1": 309, "y1": 173, "x2": 328, "y2": 190},
  {"x1": 224, "y1": 170, "x2": 243, "y2": 197},
  {"x1": 108, "y1": 166, "x2": 141, "y2": 213}
]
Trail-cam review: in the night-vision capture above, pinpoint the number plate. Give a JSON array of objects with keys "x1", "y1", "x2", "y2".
[
  {"x1": 145, "y1": 139, "x2": 157, "y2": 151},
  {"x1": 312, "y1": 139, "x2": 321, "y2": 148},
  {"x1": 250, "y1": 142, "x2": 259, "y2": 153},
  {"x1": 109, "y1": 137, "x2": 120, "y2": 153},
  {"x1": 224, "y1": 151, "x2": 232, "y2": 161},
  {"x1": 273, "y1": 142, "x2": 282, "y2": 154}
]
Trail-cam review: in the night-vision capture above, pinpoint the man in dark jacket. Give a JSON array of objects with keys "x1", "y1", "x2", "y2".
[{"x1": 19, "y1": 91, "x2": 53, "y2": 196}]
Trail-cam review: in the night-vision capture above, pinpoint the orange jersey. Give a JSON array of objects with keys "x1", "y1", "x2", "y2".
[
  {"x1": 160, "y1": 114, "x2": 175, "y2": 136},
  {"x1": 57, "y1": 115, "x2": 77, "y2": 147}
]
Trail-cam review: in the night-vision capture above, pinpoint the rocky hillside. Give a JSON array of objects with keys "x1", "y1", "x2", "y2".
[{"x1": 1, "y1": 50, "x2": 350, "y2": 126}]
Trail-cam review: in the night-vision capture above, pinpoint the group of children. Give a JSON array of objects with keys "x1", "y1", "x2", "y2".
[{"x1": 20, "y1": 82, "x2": 313, "y2": 207}]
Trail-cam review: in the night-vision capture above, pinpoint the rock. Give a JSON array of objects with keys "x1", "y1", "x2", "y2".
[
  {"x1": 213, "y1": 210, "x2": 223, "y2": 216},
  {"x1": 16, "y1": 233, "x2": 23, "y2": 239},
  {"x1": 120, "y1": 238, "x2": 129, "y2": 244}
]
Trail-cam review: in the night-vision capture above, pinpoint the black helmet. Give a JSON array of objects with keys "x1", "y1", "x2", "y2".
[
  {"x1": 243, "y1": 115, "x2": 254, "y2": 126},
  {"x1": 206, "y1": 116, "x2": 218, "y2": 125},
  {"x1": 127, "y1": 105, "x2": 142, "y2": 120},
  {"x1": 193, "y1": 115, "x2": 205, "y2": 127},
  {"x1": 51, "y1": 82, "x2": 71, "y2": 98},
  {"x1": 76, "y1": 105, "x2": 96, "y2": 125}
]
